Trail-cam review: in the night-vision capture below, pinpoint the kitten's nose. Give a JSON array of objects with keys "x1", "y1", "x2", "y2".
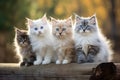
[
  {"x1": 39, "y1": 31, "x2": 42, "y2": 34},
  {"x1": 83, "y1": 29, "x2": 85, "y2": 32},
  {"x1": 59, "y1": 32, "x2": 62, "y2": 35}
]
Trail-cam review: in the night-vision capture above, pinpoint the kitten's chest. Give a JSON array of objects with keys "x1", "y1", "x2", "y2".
[
  {"x1": 54, "y1": 39, "x2": 70, "y2": 50},
  {"x1": 75, "y1": 35, "x2": 100, "y2": 55},
  {"x1": 75, "y1": 35, "x2": 99, "y2": 46},
  {"x1": 30, "y1": 36, "x2": 51, "y2": 51},
  {"x1": 20, "y1": 47, "x2": 30, "y2": 56}
]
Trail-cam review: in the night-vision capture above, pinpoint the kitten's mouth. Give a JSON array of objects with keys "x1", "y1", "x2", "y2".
[
  {"x1": 20, "y1": 43, "x2": 28, "y2": 47},
  {"x1": 57, "y1": 35, "x2": 64, "y2": 39},
  {"x1": 79, "y1": 29, "x2": 90, "y2": 33},
  {"x1": 37, "y1": 31, "x2": 42, "y2": 36}
]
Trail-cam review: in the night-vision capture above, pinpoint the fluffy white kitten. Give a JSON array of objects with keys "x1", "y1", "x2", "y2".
[
  {"x1": 27, "y1": 14, "x2": 53, "y2": 65},
  {"x1": 74, "y1": 14, "x2": 113, "y2": 63}
]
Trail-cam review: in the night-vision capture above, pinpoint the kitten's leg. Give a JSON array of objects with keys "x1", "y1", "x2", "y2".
[
  {"x1": 26, "y1": 55, "x2": 36, "y2": 66},
  {"x1": 20, "y1": 62, "x2": 25, "y2": 66},
  {"x1": 34, "y1": 47, "x2": 46, "y2": 65},
  {"x1": 34, "y1": 53, "x2": 43, "y2": 65},
  {"x1": 42, "y1": 48, "x2": 53, "y2": 64},
  {"x1": 34, "y1": 48, "x2": 45, "y2": 65},
  {"x1": 88, "y1": 45, "x2": 100, "y2": 54},
  {"x1": 76, "y1": 48, "x2": 86, "y2": 63},
  {"x1": 20, "y1": 58, "x2": 27, "y2": 66},
  {"x1": 87, "y1": 45, "x2": 100, "y2": 62},
  {"x1": 56, "y1": 50, "x2": 64, "y2": 64},
  {"x1": 62, "y1": 48, "x2": 73, "y2": 64}
]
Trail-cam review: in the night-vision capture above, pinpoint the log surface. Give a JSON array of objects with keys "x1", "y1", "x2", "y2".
[{"x1": 0, "y1": 63, "x2": 120, "y2": 80}]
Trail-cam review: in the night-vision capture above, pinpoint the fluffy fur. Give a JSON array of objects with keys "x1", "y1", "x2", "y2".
[
  {"x1": 27, "y1": 14, "x2": 53, "y2": 65},
  {"x1": 51, "y1": 17, "x2": 74, "y2": 64},
  {"x1": 14, "y1": 28, "x2": 36, "y2": 66},
  {"x1": 74, "y1": 14, "x2": 113, "y2": 63}
]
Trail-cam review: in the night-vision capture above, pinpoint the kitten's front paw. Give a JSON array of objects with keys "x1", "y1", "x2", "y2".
[
  {"x1": 42, "y1": 60, "x2": 51, "y2": 65},
  {"x1": 33, "y1": 60, "x2": 42, "y2": 65},
  {"x1": 20, "y1": 62, "x2": 25, "y2": 66},
  {"x1": 56, "y1": 60, "x2": 62, "y2": 64},
  {"x1": 62, "y1": 60, "x2": 70, "y2": 64},
  {"x1": 26, "y1": 62, "x2": 33, "y2": 66}
]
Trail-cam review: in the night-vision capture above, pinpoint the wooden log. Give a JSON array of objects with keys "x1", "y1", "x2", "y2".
[{"x1": 0, "y1": 63, "x2": 120, "y2": 80}]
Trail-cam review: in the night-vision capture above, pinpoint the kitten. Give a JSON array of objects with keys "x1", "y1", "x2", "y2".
[
  {"x1": 51, "y1": 17, "x2": 74, "y2": 64},
  {"x1": 74, "y1": 14, "x2": 113, "y2": 63},
  {"x1": 27, "y1": 14, "x2": 53, "y2": 65},
  {"x1": 14, "y1": 28, "x2": 36, "y2": 66}
]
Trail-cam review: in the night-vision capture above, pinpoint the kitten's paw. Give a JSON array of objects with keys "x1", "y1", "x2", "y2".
[
  {"x1": 62, "y1": 60, "x2": 70, "y2": 64},
  {"x1": 33, "y1": 60, "x2": 42, "y2": 65},
  {"x1": 20, "y1": 62, "x2": 25, "y2": 67},
  {"x1": 56, "y1": 60, "x2": 62, "y2": 64},
  {"x1": 42, "y1": 60, "x2": 51, "y2": 65}
]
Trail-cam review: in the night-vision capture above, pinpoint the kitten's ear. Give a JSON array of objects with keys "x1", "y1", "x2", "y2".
[
  {"x1": 26, "y1": 18, "x2": 33, "y2": 27},
  {"x1": 14, "y1": 27, "x2": 22, "y2": 34},
  {"x1": 89, "y1": 14, "x2": 96, "y2": 25},
  {"x1": 41, "y1": 14, "x2": 47, "y2": 24},
  {"x1": 75, "y1": 14, "x2": 81, "y2": 23},
  {"x1": 50, "y1": 17, "x2": 57, "y2": 25},
  {"x1": 66, "y1": 16, "x2": 72, "y2": 26}
]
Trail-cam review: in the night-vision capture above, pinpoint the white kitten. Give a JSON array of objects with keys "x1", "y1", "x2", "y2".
[
  {"x1": 74, "y1": 14, "x2": 113, "y2": 63},
  {"x1": 27, "y1": 14, "x2": 53, "y2": 65}
]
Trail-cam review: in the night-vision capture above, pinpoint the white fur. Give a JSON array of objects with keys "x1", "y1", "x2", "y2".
[
  {"x1": 74, "y1": 25, "x2": 113, "y2": 62},
  {"x1": 28, "y1": 18, "x2": 54, "y2": 65}
]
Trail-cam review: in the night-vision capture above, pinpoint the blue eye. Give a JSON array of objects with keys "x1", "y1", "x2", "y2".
[
  {"x1": 34, "y1": 28, "x2": 38, "y2": 30},
  {"x1": 40, "y1": 26, "x2": 43, "y2": 29},
  {"x1": 56, "y1": 28, "x2": 59, "y2": 31},
  {"x1": 62, "y1": 28, "x2": 66, "y2": 31}
]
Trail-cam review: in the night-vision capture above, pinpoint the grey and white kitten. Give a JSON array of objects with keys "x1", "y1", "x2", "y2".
[
  {"x1": 14, "y1": 28, "x2": 36, "y2": 66},
  {"x1": 74, "y1": 14, "x2": 113, "y2": 63}
]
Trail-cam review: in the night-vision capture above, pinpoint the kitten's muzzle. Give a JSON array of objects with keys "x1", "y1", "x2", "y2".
[
  {"x1": 83, "y1": 29, "x2": 86, "y2": 32},
  {"x1": 38, "y1": 31, "x2": 42, "y2": 34},
  {"x1": 59, "y1": 32, "x2": 62, "y2": 35}
]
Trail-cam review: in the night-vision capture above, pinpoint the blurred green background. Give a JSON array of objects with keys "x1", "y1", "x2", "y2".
[{"x1": 0, "y1": 0, "x2": 120, "y2": 63}]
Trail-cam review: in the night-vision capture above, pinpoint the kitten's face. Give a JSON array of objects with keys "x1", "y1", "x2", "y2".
[
  {"x1": 27, "y1": 15, "x2": 49, "y2": 37},
  {"x1": 75, "y1": 14, "x2": 97, "y2": 35},
  {"x1": 51, "y1": 17, "x2": 72, "y2": 39},
  {"x1": 16, "y1": 29, "x2": 30, "y2": 47}
]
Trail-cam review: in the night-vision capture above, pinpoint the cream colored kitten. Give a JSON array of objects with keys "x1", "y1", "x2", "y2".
[
  {"x1": 27, "y1": 14, "x2": 53, "y2": 65},
  {"x1": 74, "y1": 14, "x2": 113, "y2": 63},
  {"x1": 51, "y1": 17, "x2": 74, "y2": 64}
]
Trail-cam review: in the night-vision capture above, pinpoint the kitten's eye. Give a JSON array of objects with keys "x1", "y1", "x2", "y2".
[
  {"x1": 86, "y1": 26, "x2": 91, "y2": 30},
  {"x1": 80, "y1": 25, "x2": 82, "y2": 27},
  {"x1": 56, "y1": 28, "x2": 59, "y2": 31},
  {"x1": 62, "y1": 28, "x2": 66, "y2": 31},
  {"x1": 34, "y1": 28, "x2": 38, "y2": 30},
  {"x1": 40, "y1": 26, "x2": 43, "y2": 29}
]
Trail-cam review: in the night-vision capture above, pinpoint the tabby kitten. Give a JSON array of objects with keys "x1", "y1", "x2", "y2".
[
  {"x1": 27, "y1": 14, "x2": 53, "y2": 65},
  {"x1": 14, "y1": 28, "x2": 36, "y2": 66},
  {"x1": 51, "y1": 17, "x2": 74, "y2": 64},
  {"x1": 74, "y1": 14, "x2": 112, "y2": 63}
]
